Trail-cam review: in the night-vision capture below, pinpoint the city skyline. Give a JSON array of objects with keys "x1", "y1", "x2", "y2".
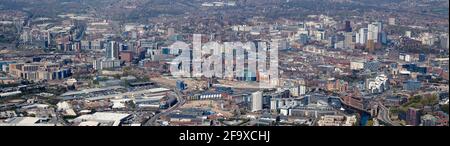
[{"x1": 0, "y1": 0, "x2": 448, "y2": 127}]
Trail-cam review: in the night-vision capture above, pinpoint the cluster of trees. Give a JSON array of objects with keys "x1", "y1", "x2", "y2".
[{"x1": 390, "y1": 94, "x2": 440, "y2": 115}]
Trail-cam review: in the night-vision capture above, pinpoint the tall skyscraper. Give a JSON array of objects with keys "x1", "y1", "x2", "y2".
[
  {"x1": 355, "y1": 32, "x2": 360, "y2": 44},
  {"x1": 46, "y1": 31, "x2": 52, "y2": 48},
  {"x1": 344, "y1": 32, "x2": 354, "y2": 49},
  {"x1": 344, "y1": 20, "x2": 352, "y2": 32},
  {"x1": 374, "y1": 22, "x2": 384, "y2": 44},
  {"x1": 368, "y1": 23, "x2": 379, "y2": 43},
  {"x1": 106, "y1": 41, "x2": 119, "y2": 60},
  {"x1": 251, "y1": 91, "x2": 263, "y2": 112},
  {"x1": 193, "y1": 34, "x2": 202, "y2": 78},
  {"x1": 358, "y1": 28, "x2": 368, "y2": 44},
  {"x1": 440, "y1": 34, "x2": 449, "y2": 49},
  {"x1": 380, "y1": 32, "x2": 387, "y2": 44},
  {"x1": 374, "y1": 22, "x2": 383, "y2": 33},
  {"x1": 447, "y1": 35, "x2": 449, "y2": 49},
  {"x1": 366, "y1": 21, "x2": 385, "y2": 50},
  {"x1": 407, "y1": 108, "x2": 421, "y2": 126}
]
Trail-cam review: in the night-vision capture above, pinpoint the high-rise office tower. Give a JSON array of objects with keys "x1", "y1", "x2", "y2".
[
  {"x1": 439, "y1": 34, "x2": 449, "y2": 49},
  {"x1": 192, "y1": 34, "x2": 202, "y2": 78},
  {"x1": 344, "y1": 32, "x2": 354, "y2": 49},
  {"x1": 357, "y1": 28, "x2": 368, "y2": 44},
  {"x1": 367, "y1": 21, "x2": 385, "y2": 50},
  {"x1": 407, "y1": 108, "x2": 421, "y2": 126},
  {"x1": 374, "y1": 22, "x2": 384, "y2": 43},
  {"x1": 356, "y1": 32, "x2": 360, "y2": 44},
  {"x1": 367, "y1": 23, "x2": 379, "y2": 43},
  {"x1": 47, "y1": 31, "x2": 52, "y2": 48},
  {"x1": 344, "y1": 20, "x2": 352, "y2": 32},
  {"x1": 380, "y1": 32, "x2": 387, "y2": 44},
  {"x1": 106, "y1": 41, "x2": 119, "y2": 60},
  {"x1": 251, "y1": 91, "x2": 263, "y2": 112}
]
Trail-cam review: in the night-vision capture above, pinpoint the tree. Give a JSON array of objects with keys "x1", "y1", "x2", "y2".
[
  {"x1": 123, "y1": 66, "x2": 132, "y2": 76},
  {"x1": 442, "y1": 104, "x2": 449, "y2": 114},
  {"x1": 112, "y1": 74, "x2": 121, "y2": 79},
  {"x1": 92, "y1": 80, "x2": 99, "y2": 85},
  {"x1": 138, "y1": 76, "x2": 150, "y2": 82},
  {"x1": 420, "y1": 94, "x2": 439, "y2": 106},
  {"x1": 366, "y1": 120, "x2": 374, "y2": 126},
  {"x1": 233, "y1": 109, "x2": 241, "y2": 117}
]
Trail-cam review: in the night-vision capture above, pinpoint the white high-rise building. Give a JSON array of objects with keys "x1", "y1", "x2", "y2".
[
  {"x1": 251, "y1": 91, "x2": 263, "y2": 112},
  {"x1": 356, "y1": 32, "x2": 360, "y2": 44},
  {"x1": 368, "y1": 23, "x2": 379, "y2": 43},
  {"x1": 47, "y1": 31, "x2": 51, "y2": 47},
  {"x1": 192, "y1": 34, "x2": 202, "y2": 77},
  {"x1": 106, "y1": 41, "x2": 119, "y2": 60},
  {"x1": 357, "y1": 28, "x2": 368, "y2": 44},
  {"x1": 374, "y1": 22, "x2": 383, "y2": 34}
]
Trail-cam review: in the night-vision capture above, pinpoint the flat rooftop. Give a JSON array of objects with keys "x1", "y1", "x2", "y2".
[{"x1": 60, "y1": 86, "x2": 125, "y2": 97}]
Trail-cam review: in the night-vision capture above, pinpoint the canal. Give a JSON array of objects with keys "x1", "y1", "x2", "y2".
[
  {"x1": 359, "y1": 112, "x2": 370, "y2": 126},
  {"x1": 341, "y1": 104, "x2": 371, "y2": 126}
]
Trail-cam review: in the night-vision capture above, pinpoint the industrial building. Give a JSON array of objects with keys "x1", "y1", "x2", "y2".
[{"x1": 73, "y1": 112, "x2": 132, "y2": 126}]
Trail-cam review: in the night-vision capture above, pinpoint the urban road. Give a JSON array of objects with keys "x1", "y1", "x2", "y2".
[
  {"x1": 377, "y1": 101, "x2": 400, "y2": 126},
  {"x1": 375, "y1": 90, "x2": 401, "y2": 126},
  {"x1": 376, "y1": 90, "x2": 441, "y2": 126},
  {"x1": 144, "y1": 89, "x2": 185, "y2": 126}
]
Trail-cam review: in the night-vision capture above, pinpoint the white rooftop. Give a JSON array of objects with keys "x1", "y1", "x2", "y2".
[
  {"x1": 78, "y1": 121, "x2": 100, "y2": 126},
  {"x1": 74, "y1": 112, "x2": 131, "y2": 126},
  {"x1": 0, "y1": 117, "x2": 54, "y2": 126}
]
